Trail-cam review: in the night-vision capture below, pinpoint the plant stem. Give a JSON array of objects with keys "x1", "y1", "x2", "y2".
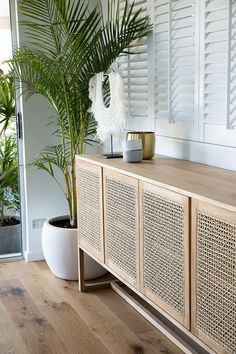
[
  {"x1": 70, "y1": 165, "x2": 77, "y2": 228},
  {"x1": 60, "y1": 73, "x2": 76, "y2": 227},
  {"x1": 64, "y1": 170, "x2": 72, "y2": 220}
]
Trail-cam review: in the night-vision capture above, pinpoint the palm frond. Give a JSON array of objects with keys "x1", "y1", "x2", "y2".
[{"x1": 0, "y1": 74, "x2": 15, "y2": 134}]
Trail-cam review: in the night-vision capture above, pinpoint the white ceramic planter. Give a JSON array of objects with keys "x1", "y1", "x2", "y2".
[{"x1": 42, "y1": 216, "x2": 106, "y2": 281}]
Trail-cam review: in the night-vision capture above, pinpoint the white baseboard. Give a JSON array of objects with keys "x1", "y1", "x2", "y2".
[
  {"x1": 157, "y1": 136, "x2": 236, "y2": 171},
  {"x1": 24, "y1": 250, "x2": 44, "y2": 262}
]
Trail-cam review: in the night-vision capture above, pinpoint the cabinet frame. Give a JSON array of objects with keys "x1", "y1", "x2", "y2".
[
  {"x1": 103, "y1": 168, "x2": 140, "y2": 289},
  {"x1": 191, "y1": 199, "x2": 236, "y2": 354},
  {"x1": 140, "y1": 181, "x2": 190, "y2": 329},
  {"x1": 76, "y1": 154, "x2": 236, "y2": 354},
  {"x1": 76, "y1": 159, "x2": 105, "y2": 263}
]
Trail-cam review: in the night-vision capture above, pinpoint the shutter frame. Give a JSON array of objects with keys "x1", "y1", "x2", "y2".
[
  {"x1": 154, "y1": 0, "x2": 199, "y2": 141},
  {"x1": 118, "y1": 0, "x2": 150, "y2": 130}
]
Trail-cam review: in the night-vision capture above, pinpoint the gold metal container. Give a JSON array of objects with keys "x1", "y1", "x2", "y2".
[{"x1": 126, "y1": 131, "x2": 155, "y2": 159}]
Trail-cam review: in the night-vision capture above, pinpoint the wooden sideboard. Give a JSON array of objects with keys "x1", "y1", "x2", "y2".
[{"x1": 76, "y1": 154, "x2": 236, "y2": 354}]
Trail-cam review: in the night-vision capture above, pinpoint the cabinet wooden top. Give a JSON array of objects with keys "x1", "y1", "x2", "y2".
[{"x1": 76, "y1": 154, "x2": 236, "y2": 211}]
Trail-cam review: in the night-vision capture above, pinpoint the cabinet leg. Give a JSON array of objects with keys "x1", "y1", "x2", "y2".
[{"x1": 78, "y1": 248, "x2": 86, "y2": 292}]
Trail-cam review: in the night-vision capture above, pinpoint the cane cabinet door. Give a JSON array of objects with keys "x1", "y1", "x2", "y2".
[
  {"x1": 76, "y1": 160, "x2": 104, "y2": 262},
  {"x1": 140, "y1": 182, "x2": 190, "y2": 329},
  {"x1": 192, "y1": 200, "x2": 236, "y2": 354},
  {"x1": 103, "y1": 169, "x2": 140, "y2": 289}
]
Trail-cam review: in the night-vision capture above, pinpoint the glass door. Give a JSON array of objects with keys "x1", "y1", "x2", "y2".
[{"x1": 0, "y1": 0, "x2": 22, "y2": 258}]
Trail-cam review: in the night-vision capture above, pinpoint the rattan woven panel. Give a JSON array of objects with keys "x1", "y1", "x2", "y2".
[
  {"x1": 77, "y1": 167, "x2": 103, "y2": 255},
  {"x1": 196, "y1": 210, "x2": 236, "y2": 353},
  {"x1": 143, "y1": 190, "x2": 185, "y2": 316},
  {"x1": 105, "y1": 175, "x2": 137, "y2": 284}
]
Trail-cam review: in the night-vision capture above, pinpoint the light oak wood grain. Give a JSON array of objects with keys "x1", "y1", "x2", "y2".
[
  {"x1": 76, "y1": 154, "x2": 236, "y2": 212},
  {"x1": 0, "y1": 260, "x2": 183, "y2": 354},
  {"x1": 76, "y1": 154, "x2": 231, "y2": 354},
  {"x1": 39, "y1": 300, "x2": 110, "y2": 354},
  {"x1": 97, "y1": 288, "x2": 185, "y2": 354},
  {"x1": 103, "y1": 168, "x2": 140, "y2": 290},
  {"x1": 76, "y1": 159, "x2": 105, "y2": 262},
  {"x1": 0, "y1": 279, "x2": 69, "y2": 354},
  {"x1": 191, "y1": 199, "x2": 236, "y2": 354},
  {"x1": 139, "y1": 182, "x2": 190, "y2": 330},
  {"x1": 0, "y1": 301, "x2": 30, "y2": 354}
]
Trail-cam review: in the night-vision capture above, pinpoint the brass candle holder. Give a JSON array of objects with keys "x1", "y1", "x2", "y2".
[{"x1": 126, "y1": 131, "x2": 155, "y2": 160}]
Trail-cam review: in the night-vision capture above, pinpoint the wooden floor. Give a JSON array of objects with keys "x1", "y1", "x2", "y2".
[{"x1": 0, "y1": 260, "x2": 183, "y2": 354}]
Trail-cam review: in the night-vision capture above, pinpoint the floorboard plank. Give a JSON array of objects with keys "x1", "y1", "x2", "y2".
[
  {"x1": 0, "y1": 279, "x2": 69, "y2": 354},
  {"x1": 40, "y1": 276, "x2": 172, "y2": 354},
  {"x1": 95, "y1": 289, "x2": 183, "y2": 354},
  {"x1": 40, "y1": 300, "x2": 110, "y2": 354},
  {"x1": 0, "y1": 261, "x2": 184, "y2": 354},
  {"x1": 0, "y1": 301, "x2": 30, "y2": 354}
]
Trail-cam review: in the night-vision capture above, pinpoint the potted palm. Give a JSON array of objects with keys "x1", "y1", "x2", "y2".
[
  {"x1": 0, "y1": 73, "x2": 20, "y2": 255},
  {"x1": 9, "y1": 0, "x2": 152, "y2": 279},
  {"x1": 0, "y1": 136, "x2": 20, "y2": 255}
]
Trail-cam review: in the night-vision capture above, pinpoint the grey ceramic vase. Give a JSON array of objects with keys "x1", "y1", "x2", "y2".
[{"x1": 0, "y1": 223, "x2": 21, "y2": 255}]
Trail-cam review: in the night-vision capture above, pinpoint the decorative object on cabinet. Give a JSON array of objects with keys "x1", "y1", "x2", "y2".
[
  {"x1": 123, "y1": 149, "x2": 143, "y2": 163},
  {"x1": 9, "y1": 0, "x2": 152, "y2": 279},
  {"x1": 122, "y1": 139, "x2": 142, "y2": 151},
  {"x1": 76, "y1": 154, "x2": 236, "y2": 354},
  {"x1": 126, "y1": 131, "x2": 155, "y2": 159},
  {"x1": 122, "y1": 139, "x2": 143, "y2": 163},
  {"x1": 89, "y1": 72, "x2": 125, "y2": 159}
]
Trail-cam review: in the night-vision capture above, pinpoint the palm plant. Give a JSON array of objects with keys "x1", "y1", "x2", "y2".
[
  {"x1": 9, "y1": 0, "x2": 152, "y2": 228},
  {"x1": 0, "y1": 136, "x2": 19, "y2": 226},
  {"x1": 0, "y1": 73, "x2": 15, "y2": 136},
  {"x1": 0, "y1": 72, "x2": 19, "y2": 227}
]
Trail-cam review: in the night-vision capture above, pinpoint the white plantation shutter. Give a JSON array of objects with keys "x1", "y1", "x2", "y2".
[
  {"x1": 118, "y1": 0, "x2": 150, "y2": 130},
  {"x1": 116, "y1": 0, "x2": 236, "y2": 154},
  {"x1": 154, "y1": 0, "x2": 198, "y2": 140}
]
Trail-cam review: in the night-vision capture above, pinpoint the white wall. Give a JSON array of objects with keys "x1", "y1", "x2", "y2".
[
  {"x1": 20, "y1": 96, "x2": 68, "y2": 261},
  {"x1": 0, "y1": 0, "x2": 12, "y2": 72},
  {"x1": 13, "y1": 0, "x2": 99, "y2": 261}
]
